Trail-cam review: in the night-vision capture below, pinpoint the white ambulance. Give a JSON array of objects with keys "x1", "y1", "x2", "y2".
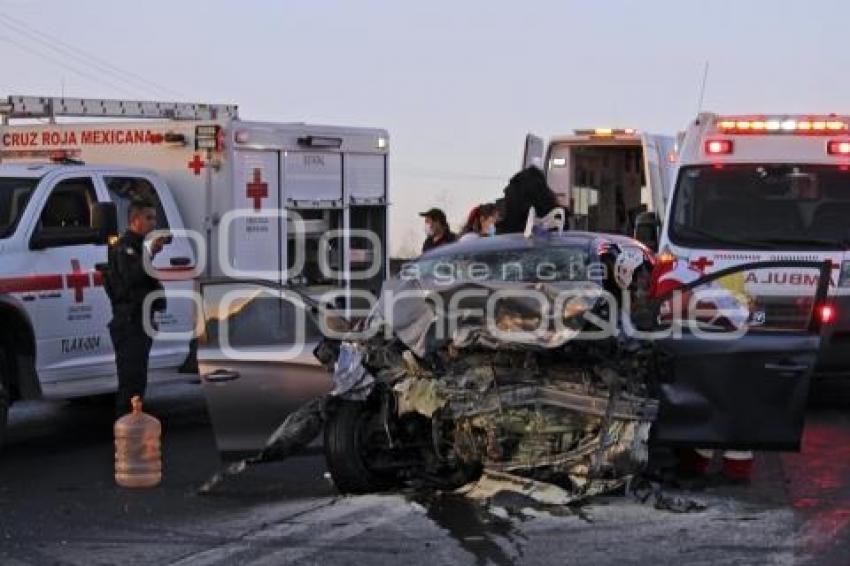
[
  {"x1": 523, "y1": 129, "x2": 675, "y2": 240},
  {"x1": 658, "y1": 112, "x2": 850, "y2": 376},
  {"x1": 0, "y1": 95, "x2": 389, "y2": 444}
]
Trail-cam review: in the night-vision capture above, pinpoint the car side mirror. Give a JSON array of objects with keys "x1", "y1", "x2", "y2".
[
  {"x1": 91, "y1": 202, "x2": 118, "y2": 244},
  {"x1": 634, "y1": 211, "x2": 660, "y2": 252}
]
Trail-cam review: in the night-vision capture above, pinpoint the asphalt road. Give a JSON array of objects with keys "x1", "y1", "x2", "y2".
[{"x1": 1, "y1": 378, "x2": 849, "y2": 565}]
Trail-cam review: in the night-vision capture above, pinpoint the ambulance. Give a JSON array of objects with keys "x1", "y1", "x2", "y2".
[
  {"x1": 0, "y1": 94, "x2": 389, "y2": 445},
  {"x1": 523, "y1": 129, "x2": 675, "y2": 241},
  {"x1": 657, "y1": 112, "x2": 850, "y2": 376}
]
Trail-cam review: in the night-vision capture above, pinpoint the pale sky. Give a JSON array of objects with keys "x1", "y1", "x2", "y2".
[{"x1": 2, "y1": 0, "x2": 847, "y2": 256}]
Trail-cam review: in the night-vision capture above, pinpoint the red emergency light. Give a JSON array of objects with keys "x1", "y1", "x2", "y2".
[
  {"x1": 705, "y1": 139, "x2": 733, "y2": 155},
  {"x1": 818, "y1": 303, "x2": 836, "y2": 325},
  {"x1": 827, "y1": 140, "x2": 850, "y2": 155}
]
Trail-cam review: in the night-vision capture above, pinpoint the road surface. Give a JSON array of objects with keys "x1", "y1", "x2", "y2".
[{"x1": 1, "y1": 378, "x2": 848, "y2": 565}]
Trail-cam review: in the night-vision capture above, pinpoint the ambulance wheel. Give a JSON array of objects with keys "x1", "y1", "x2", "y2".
[{"x1": 324, "y1": 401, "x2": 396, "y2": 494}]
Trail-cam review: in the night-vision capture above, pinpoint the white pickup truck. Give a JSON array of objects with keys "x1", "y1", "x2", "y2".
[{"x1": 0, "y1": 95, "x2": 390, "y2": 446}]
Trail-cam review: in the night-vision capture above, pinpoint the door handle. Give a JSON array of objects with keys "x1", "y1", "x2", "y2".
[
  {"x1": 170, "y1": 256, "x2": 192, "y2": 267},
  {"x1": 203, "y1": 369, "x2": 241, "y2": 383},
  {"x1": 764, "y1": 362, "x2": 810, "y2": 372}
]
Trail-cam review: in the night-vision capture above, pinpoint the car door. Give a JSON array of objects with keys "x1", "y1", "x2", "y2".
[
  {"x1": 25, "y1": 174, "x2": 113, "y2": 383},
  {"x1": 196, "y1": 279, "x2": 331, "y2": 459},
  {"x1": 101, "y1": 174, "x2": 195, "y2": 371},
  {"x1": 650, "y1": 260, "x2": 832, "y2": 451}
]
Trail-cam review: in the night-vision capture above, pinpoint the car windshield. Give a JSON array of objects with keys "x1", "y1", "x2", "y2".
[
  {"x1": 669, "y1": 164, "x2": 850, "y2": 250},
  {"x1": 0, "y1": 177, "x2": 39, "y2": 238},
  {"x1": 404, "y1": 245, "x2": 590, "y2": 283}
]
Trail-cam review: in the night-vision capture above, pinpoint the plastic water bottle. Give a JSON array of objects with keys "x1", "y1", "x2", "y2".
[{"x1": 114, "y1": 395, "x2": 162, "y2": 488}]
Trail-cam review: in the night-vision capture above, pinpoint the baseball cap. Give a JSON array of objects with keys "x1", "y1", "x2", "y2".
[{"x1": 419, "y1": 207, "x2": 447, "y2": 225}]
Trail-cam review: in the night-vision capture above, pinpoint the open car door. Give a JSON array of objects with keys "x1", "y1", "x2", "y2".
[
  {"x1": 650, "y1": 260, "x2": 832, "y2": 451},
  {"x1": 522, "y1": 133, "x2": 545, "y2": 170},
  {"x1": 196, "y1": 279, "x2": 332, "y2": 459}
]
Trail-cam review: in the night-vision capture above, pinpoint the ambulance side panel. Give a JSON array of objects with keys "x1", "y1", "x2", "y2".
[{"x1": 229, "y1": 150, "x2": 282, "y2": 280}]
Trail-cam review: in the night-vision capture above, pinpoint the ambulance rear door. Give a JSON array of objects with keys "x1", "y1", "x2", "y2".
[
  {"x1": 641, "y1": 134, "x2": 675, "y2": 218},
  {"x1": 522, "y1": 134, "x2": 546, "y2": 170},
  {"x1": 228, "y1": 150, "x2": 282, "y2": 282}
]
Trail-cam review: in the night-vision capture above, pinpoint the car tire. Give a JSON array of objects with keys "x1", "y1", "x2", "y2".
[{"x1": 323, "y1": 401, "x2": 395, "y2": 494}]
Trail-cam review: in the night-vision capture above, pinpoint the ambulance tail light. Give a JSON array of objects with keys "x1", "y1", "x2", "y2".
[
  {"x1": 827, "y1": 140, "x2": 850, "y2": 155},
  {"x1": 705, "y1": 139, "x2": 733, "y2": 155}
]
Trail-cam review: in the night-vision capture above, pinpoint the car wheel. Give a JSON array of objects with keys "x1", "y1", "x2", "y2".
[{"x1": 323, "y1": 401, "x2": 396, "y2": 494}]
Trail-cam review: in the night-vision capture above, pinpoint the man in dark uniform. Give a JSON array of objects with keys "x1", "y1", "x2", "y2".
[
  {"x1": 419, "y1": 207, "x2": 457, "y2": 253},
  {"x1": 103, "y1": 200, "x2": 169, "y2": 416}
]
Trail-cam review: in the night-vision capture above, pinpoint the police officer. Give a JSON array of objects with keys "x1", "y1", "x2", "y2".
[{"x1": 104, "y1": 199, "x2": 168, "y2": 416}]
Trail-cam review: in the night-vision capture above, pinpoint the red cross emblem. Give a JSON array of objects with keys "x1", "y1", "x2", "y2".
[
  {"x1": 246, "y1": 168, "x2": 268, "y2": 212},
  {"x1": 689, "y1": 256, "x2": 714, "y2": 274},
  {"x1": 188, "y1": 154, "x2": 205, "y2": 175},
  {"x1": 65, "y1": 259, "x2": 90, "y2": 303}
]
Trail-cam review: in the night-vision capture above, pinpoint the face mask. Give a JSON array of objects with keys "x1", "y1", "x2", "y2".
[
  {"x1": 486, "y1": 224, "x2": 496, "y2": 237},
  {"x1": 427, "y1": 225, "x2": 436, "y2": 237}
]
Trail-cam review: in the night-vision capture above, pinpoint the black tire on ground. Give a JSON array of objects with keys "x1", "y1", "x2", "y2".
[{"x1": 323, "y1": 401, "x2": 395, "y2": 494}]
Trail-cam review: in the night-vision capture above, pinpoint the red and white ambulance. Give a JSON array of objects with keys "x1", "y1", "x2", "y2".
[
  {"x1": 0, "y1": 95, "x2": 389, "y2": 444},
  {"x1": 657, "y1": 112, "x2": 850, "y2": 376}
]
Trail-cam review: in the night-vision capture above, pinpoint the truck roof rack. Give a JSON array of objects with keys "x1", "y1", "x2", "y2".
[{"x1": 0, "y1": 95, "x2": 238, "y2": 123}]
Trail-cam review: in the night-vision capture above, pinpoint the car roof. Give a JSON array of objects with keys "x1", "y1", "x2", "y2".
[
  {"x1": 0, "y1": 163, "x2": 63, "y2": 178},
  {"x1": 419, "y1": 231, "x2": 645, "y2": 259},
  {"x1": 0, "y1": 162, "x2": 158, "y2": 179}
]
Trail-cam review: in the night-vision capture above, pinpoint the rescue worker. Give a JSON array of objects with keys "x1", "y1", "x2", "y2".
[
  {"x1": 103, "y1": 200, "x2": 169, "y2": 417},
  {"x1": 459, "y1": 202, "x2": 499, "y2": 241},
  {"x1": 496, "y1": 166, "x2": 559, "y2": 233},
  {"x1": 420, "y1": 208, "x2": 457, "y2": 253}
]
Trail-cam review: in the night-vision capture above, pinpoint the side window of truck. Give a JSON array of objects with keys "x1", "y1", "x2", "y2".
[
  {"x1": 39, "y1": 177, "x2": 97, "y2": 231},
  {"x1": 104, "y1": 176, "x2": 169, "y2": 233}
]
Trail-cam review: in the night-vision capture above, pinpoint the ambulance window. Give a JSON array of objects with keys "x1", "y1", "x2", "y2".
[
  {"x1": 0, "y1": 177, "x2": 38, "y2": 238},
  {"x1": 105, "y1": 176, "x2": 169, "y2": 232},
  {"x1": 39, "y1": 177, "x2": 97, "y2": 230}
]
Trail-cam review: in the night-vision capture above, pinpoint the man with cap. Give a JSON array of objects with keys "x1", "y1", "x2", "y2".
[{"x1": 420, "y1": 208, "x2": 457, "y2": 253}]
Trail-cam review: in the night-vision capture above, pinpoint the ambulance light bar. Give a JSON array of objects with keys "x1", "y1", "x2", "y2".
[
  {"x1": 573, "y1": 128, "x2": 638, "y2": 136},
  {"x1": 717, "y1": 117, "x2": 849, "y2": 134}
]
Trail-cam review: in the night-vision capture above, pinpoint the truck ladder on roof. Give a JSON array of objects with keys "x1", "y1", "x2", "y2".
[{"x1": 0, "y1": 95, "x2": 238, "y2": 123}]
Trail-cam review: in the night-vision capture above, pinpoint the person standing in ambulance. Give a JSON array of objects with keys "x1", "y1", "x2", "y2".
[{"x1": 103, "y1": 200, "x2": 169, "y2": 417}]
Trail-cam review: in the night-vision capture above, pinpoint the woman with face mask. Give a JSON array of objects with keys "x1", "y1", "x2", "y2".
[{"x1": 459, "y1": 202, "x2": 499, "y2": 242}]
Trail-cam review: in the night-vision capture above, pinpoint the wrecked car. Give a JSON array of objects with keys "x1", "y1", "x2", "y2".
[{"x1": 197, "y1": 231, "x2": 832, "y2": 499}]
